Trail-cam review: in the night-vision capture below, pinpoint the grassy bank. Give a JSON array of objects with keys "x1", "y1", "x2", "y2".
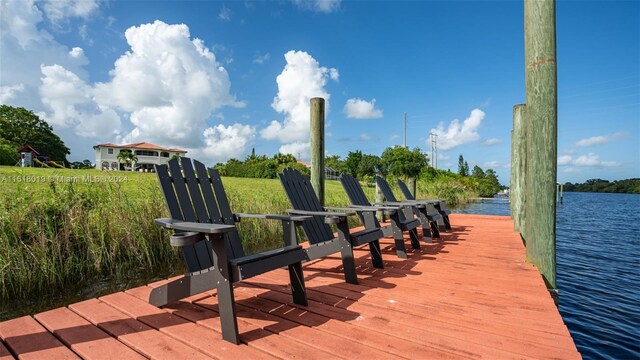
[{"x1": 0, "y1": 166, "x2": 477, "y2": 303}]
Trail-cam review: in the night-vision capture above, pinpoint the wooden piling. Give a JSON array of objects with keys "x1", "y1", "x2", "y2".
[
  {"x1": 524, "y1": 0, "x2": 557, "y2": 291},
  {"x1": 512, "y1": 105, "x2": 526, "y2": 236},
  {"x1": 310, "y1": 97, "x2": 325, "y2": 206},
  {"x1": 407, "y1": 178, "x2": 416, "y2": 198}
]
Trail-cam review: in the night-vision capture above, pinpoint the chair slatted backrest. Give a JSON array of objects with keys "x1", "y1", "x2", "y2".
[
  {"x1": 397, "y1": 180, "x2": 416, "y2": 201},
  {"x1": 279, "y1": 168, "x2": 334, "y2": 244},
  {"x1": 155, "y1": 158, "x2": 245, "y2": 267},
  {"x1": 340, "y1": 173, "x2": 382, "y2": 228},
  {"x1": 375, "y1": 176, "x2": 399, "y2": 202}
]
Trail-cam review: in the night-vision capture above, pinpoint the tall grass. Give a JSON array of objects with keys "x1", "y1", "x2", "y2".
[{"x1": 0, "y1": 166, "x2": 474, "y2": 303}]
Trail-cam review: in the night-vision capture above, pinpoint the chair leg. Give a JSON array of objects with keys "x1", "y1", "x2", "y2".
[
  {"x1": 288, "y1": 262, "x2": 308, "y2": 306},
  {"x1": 415, "y1": 210, "x2": 433, "y2": 243},
  {"x1": 430, "y1": 221, "x2": 441, "y2": 238},
  {"x1": 443, "y1": 214, "x2": 452, "y2": 230},
  {"x1": 409, "y1": 228, "x2": 421, "y2": 249},
  {"x1": 209, "y1": 234, "x2": 240, "y2": 345},
  {"x1": 336, "y1": 221, "x2": 359, "y2": 284},
  {"x1": 389, "y1": 214, "x2": 408, "y2": 258},
  {"x1": 369, "y1": 239, "x2": 384, "y2": 269}
]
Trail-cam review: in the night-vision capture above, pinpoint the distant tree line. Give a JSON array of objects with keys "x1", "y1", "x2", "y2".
[
  {"x1": 563, "y1": 179, "x2": 640, "y2": 194},
  {"x1": 214, "y1": 147, "x2": 503, "y2": 197}
]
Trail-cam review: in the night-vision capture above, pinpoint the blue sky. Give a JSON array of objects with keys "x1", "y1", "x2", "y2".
[{"x1": 1, "y1": 0, "x2": 638, "y2": 184}]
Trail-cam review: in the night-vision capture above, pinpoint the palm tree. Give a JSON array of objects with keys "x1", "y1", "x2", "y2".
[{"x1": 116, "y1": 151, "x2": 138, "y2": 171}]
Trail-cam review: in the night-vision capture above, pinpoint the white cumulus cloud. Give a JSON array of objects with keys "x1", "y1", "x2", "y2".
[
  {"x1": 430, "y1": 109, "x2": 485, "y2": 150},
  {"x1": 95, "y1": 20, "x2": 243, "y2": 148},
  {"x1": 261, "y1": 50, "x2": 337, "y2": 157},
  {"x1": 279, "y1": 141, "x2": 311, "y2": 160},
  {"x1": 0, "y1": 0, "x2": 90, "y2": 112},
  {"x1": 575, "y1": 132, "x2": 629, "y2": 147},
  {"x1": 1, "y1": 3, "x2": 252, "y2": 164},
  {"x1": 200, "y1": 124, "x2": 256, "y2": 163},
  {"x1": 344, "y1": 98, "x2": 383, "y2": 119},
  {"x1": 558, "y1": 153, "x2": 620, "y2": 168},
  {"x1": 39, "y1": 64, "x2": 121, "y2": 137}
]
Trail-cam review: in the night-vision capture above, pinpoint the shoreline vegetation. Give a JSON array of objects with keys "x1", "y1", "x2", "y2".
[
  {"x1": 562, "y1": 178, "x2": 640, "y2": 194},
  {"x1": 0, "y1": 165, "x2": 480, "y2": 307}
]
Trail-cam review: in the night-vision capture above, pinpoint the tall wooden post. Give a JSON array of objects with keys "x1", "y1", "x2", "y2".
[
  {"x1": 512, "y1": 104, "x2": 527, "y2": 237},
  {"x1": 524, "y1": 0, "x2": 557, "y2": 292},
  {"x1": 510, "y1": 129, "x2": 514, "y2": 219},
  {"x1": 310, "y1": 97, "x2": 325, "y2": 206},
  {"x1": 407, "y1": 178, "x2": 416, "y2": 198}
]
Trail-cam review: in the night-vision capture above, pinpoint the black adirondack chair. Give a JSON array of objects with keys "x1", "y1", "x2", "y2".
[
  {"x1": 153, "y1": 157, "x2": 308, "y2": 344},
  {"x1": 397, "y1": 179, "x2": 452, "y2": 230},
  {"x1": 279, "y1": 168, "x2": 384, "y2": 284},
  {"x1": 340, "y1": 173, "x2": 426, "y2": 256},
  {"x1": 375, "y1": 176, "x2": 443, "y2": 238}
]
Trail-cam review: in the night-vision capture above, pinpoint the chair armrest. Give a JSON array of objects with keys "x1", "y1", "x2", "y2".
[
  {"x1": 154, "y1": 218, "x2": 236, "y2": 234},
  {"x1": 287, "y1": 209, "x2": 355, "y2": 217},
  {"x1": 344, "y1": 205, "x2": 397, "y2": 216},
  {"x1": 234, "y1": 213, "x2": 311, "y2": 223},
  {"x1": 286, "y1": 209, "x2": 352, "y2": 224}
]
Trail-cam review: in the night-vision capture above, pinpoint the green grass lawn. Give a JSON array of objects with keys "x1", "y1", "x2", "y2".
[{"x1": 0, "y1": 166, "x2": 369, "y2": 301}]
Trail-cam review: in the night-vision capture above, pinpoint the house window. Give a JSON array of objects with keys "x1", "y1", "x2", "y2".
[
  {"x1": 134, "y1": 150, "x2": 158, "y2": 157},
  {"x1": 161, "y1": 152, "x2": 170, "y2": 158},
  {"x1": 108, "y1": 148, "x2": 113, "y2": 154}
]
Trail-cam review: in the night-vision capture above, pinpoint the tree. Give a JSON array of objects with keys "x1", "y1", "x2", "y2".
[
  {"x1": 344, "y1": 150, "x2": 363, "y2": 177},
  {"x1": 325, "y1": 155, "x2": 346, "y2": 174},
  {"x1": 0, "y1": 105, "x2": 70, "y2": 164},
  {"x1": 357, "y1": 154, "x2": 382, "y2": 178},
  {"x1": 117, "y1": 150, "x2": 138, "y2": 171},
  {"x1": 471, "y1": 165, "x2": 486, "y2": 179},
  {"x1": 381, "y1": 146, "x2": 428, "y2": 178},
  {"x1": 485, "y1": 169, "x2": 501, "y2": 194},
  {"x1": 463, "y1": 161, "x2": 469, "y2": 177},
  {"x1": 458, "y1": 155, "x2": 466, "y2": 176}
]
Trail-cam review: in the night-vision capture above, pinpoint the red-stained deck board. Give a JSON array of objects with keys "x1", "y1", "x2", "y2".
[
  {"x1": 0, "y1": 316, "x2": 78, "y2": 359},
  {"x1": 0, "y1": 214, "x2": 581, "y2": 359},
  {"x1": 34, "y1": 307, "x2": 144, "y2": 360},
  {"x1": 69, "y1": 299, "x2": 211, "y2": 360},
  {"x1": 0, "y1": 341, "x2": 14, "y2": 360}
]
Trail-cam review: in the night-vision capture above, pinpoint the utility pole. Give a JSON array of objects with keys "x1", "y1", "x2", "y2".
[
  {"x1": 403, "y1": 112, "x2": 407, "y2": 147},
  {"x1": 430, "y1": 132, "x2": 438, "y2": 169}
]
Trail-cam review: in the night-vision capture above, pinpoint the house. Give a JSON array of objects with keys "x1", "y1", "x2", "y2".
[
  {"x1": 93, "y1": 142, "x2": 187, "y2": 171},
  {"x1": 296, "y1": 160, "x2": 340, "y2": 180}
]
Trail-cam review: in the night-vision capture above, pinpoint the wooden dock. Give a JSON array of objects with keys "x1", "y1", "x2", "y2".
[{"x1": 0, "y1": 214, "x2": 581, "y2": 359}]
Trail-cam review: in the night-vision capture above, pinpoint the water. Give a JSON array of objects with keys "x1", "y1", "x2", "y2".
[{"x1": 454, "y1": 192, "x2": 640, "y2": 360}]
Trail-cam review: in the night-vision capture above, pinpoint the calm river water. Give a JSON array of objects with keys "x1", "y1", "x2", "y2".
[{"x1": 453, "y1": 192, "x2": 640, "y2": 360}]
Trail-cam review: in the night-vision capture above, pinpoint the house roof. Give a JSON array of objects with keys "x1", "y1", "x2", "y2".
[
  {"x1": 93, "y1": 142, "x2": 187, "y2": 153},
  {"x1": 17, "y1": 145, "x2": 39, "y2": 155}
]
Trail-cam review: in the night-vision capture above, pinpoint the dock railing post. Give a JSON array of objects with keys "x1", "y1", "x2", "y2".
[
  {"x1": 512, "y1": 104, "x2": 527, "y2": 236},
  {"x1": 524, "y1": 0, "x2": 557, "y2": 297},
  {"x1": 310, "y1": 97, "x2": 325, "y2": 206}
]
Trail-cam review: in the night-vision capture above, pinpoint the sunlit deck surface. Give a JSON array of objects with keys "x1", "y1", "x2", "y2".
[{"x1": 0, "y1": 214, "x2": 580, "y2": 359}]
